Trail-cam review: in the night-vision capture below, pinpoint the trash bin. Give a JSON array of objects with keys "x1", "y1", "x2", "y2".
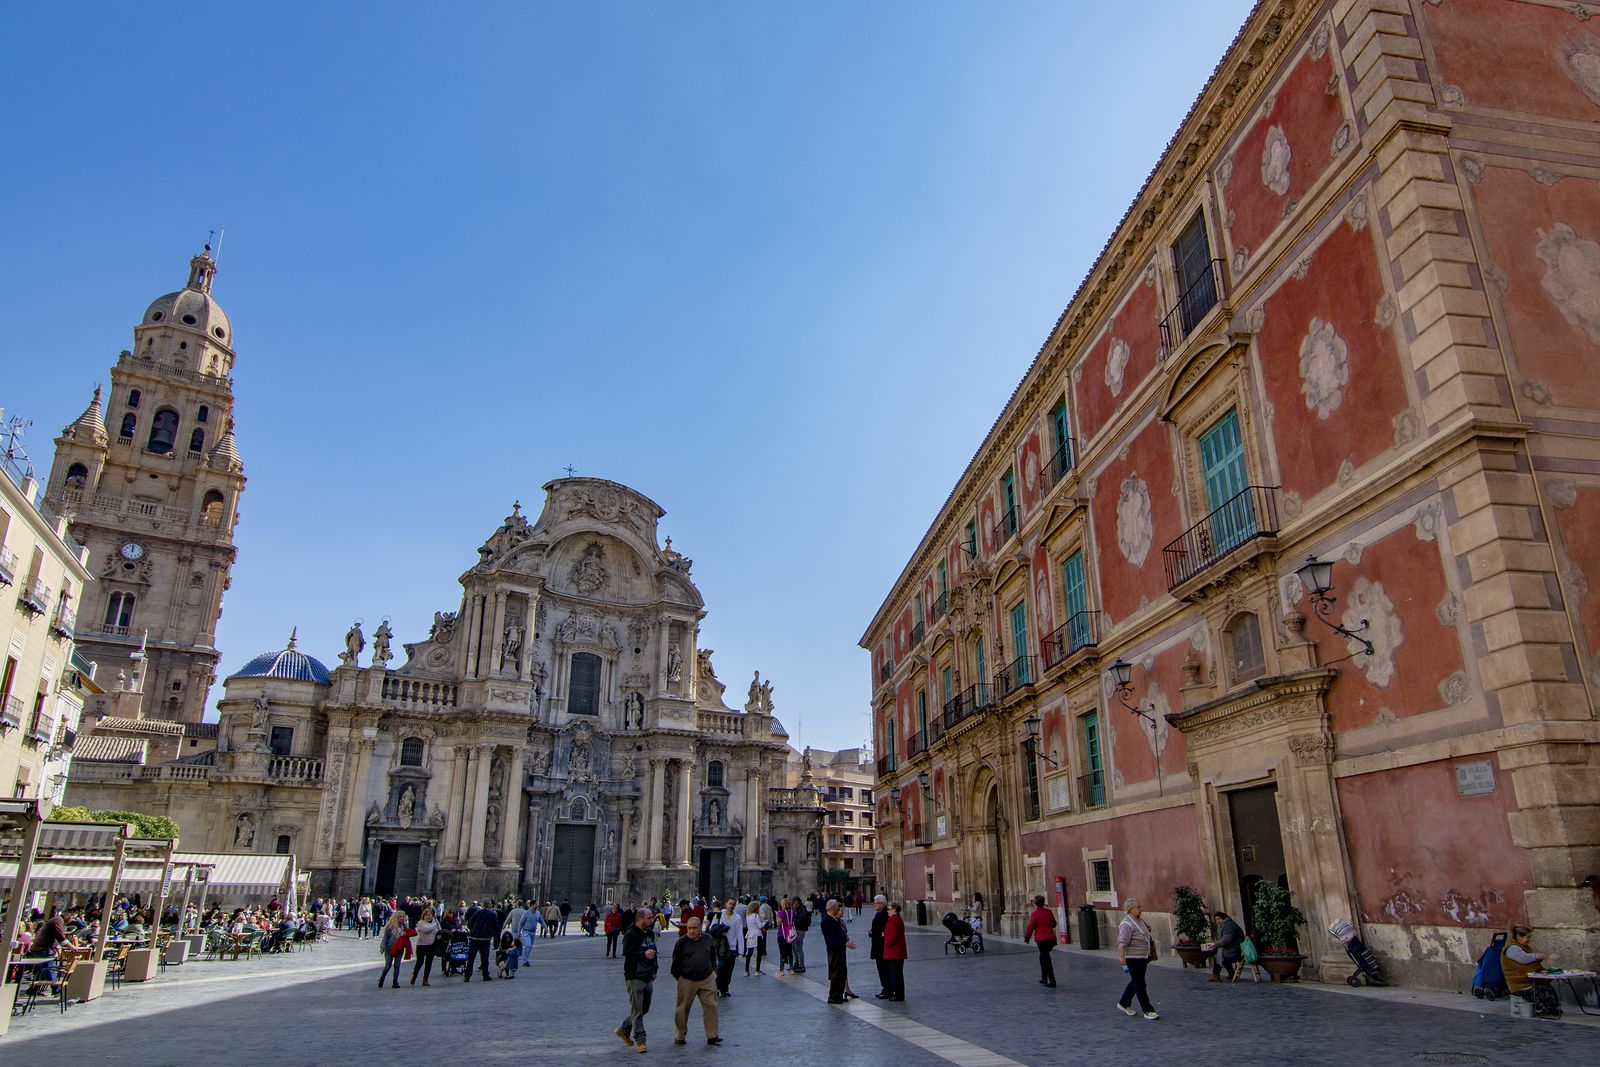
[
  {"x1": 916, "y1": 899, "x2": 928, "y2": 926},
  {"x1": 1077, "y1": 905, "x2": 1099, "y2": 950}
]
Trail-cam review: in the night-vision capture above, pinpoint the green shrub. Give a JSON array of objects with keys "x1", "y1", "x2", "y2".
[
  {"x1": 1250, "y1": 882, "x2": 1306, "y2": 955},
  {"x1": 50, "y1": 805, "x2": 181, "y2": 841},
  {"x1": 1172, "y1": 884, "x2": 1209, "y2": 944}
]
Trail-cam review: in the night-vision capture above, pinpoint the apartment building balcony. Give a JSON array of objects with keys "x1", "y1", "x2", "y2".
[
  {"x1": 1039, "y1": 438, "x2": 1076, "y2": 497},
  {"x1": 1077, "y1": 770, "x2": 1107, "y2": 809},
  {"x1": 876, "y1": 754, "x2": 897, "y2": 777},
  {"x1": 1163, "y1": 485, "x2": 1280, "y2": 597},
  {"x1": 1158, "y1": 257, "x2": 1225, "y2": 360},
  {"x1": 0, "y1": 545, "x2": 16, "y2": 586},
  {"x1": 992, "y1": 505, "x2": 1019, "y2": 550},
  {"x1": 930, "y1": 591, "x2": 948, "y2": 622},
  {"x1": 942, "y1": 682, "x2": 993, "y2": 733},
  {"x1": 879, "y1": 657, "x2": 895, "y2": 685},
  {"x1": 994, "y1": 654, "x2": 1037, "y2": 701},
  {"x1": 50, "y1": 604, "x2": 76, "y2": 640},
  {"x1": 910, "y1": 619, "x2": 926, "y2": 647},
  {"x1": 1, "y1": 695, "x2": 24, "y2": 733},
  {"x1": 17, "y1": 578, "x2": 49, "y2": 616},
  {"x1": 1042, "y1": 610, "x2": 1100, "y2": 672}
]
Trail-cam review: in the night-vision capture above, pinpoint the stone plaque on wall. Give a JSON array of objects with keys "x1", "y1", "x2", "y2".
[{"x1": 1454, "y1": 759, "x2": 1495, "y2": 796}]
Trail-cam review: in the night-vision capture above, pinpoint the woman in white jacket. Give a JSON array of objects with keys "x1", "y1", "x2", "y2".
[{"x1": 744, "y1": 902, "x2": 767, "y2": 976}]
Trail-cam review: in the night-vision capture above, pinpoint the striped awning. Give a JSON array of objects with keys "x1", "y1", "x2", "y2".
[
  {"x1": 36, "y1": 822, "x2": 130, "y2": 853},
  {"x1": 0, "y1": 858, "x2": 166, "y2": 894},
  {"x1": 173, "y1": 852, "x2": 294, "y2": 896}
]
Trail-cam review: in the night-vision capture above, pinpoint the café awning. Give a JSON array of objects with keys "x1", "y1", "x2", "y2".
[{"x1": 173, "y1": 852, "x2": 295, "y2": 898}]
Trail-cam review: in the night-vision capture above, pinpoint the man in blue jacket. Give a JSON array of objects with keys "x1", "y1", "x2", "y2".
[{"x1": 465, "y1": 899, "x2": 501, "y2": 982}]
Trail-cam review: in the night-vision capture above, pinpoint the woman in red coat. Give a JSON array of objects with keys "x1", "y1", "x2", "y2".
[
  {"x1": 1024, "y1": 895, "x2": 1058, "y2": 987},
  {"x1": 882, "y1": 901, "x2": 908, "y2": 1001}
]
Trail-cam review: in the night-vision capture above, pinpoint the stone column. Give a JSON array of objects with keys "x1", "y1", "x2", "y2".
[
  {"x1": 522, "y1": 804, "x2": 541, "y2": 889},
  {"x1": 675, "y1": 758, "x2": 694, "y2": 866},
  {"x1": 646, "y1": 760, "x2": 665, "y2": 865},
  {"x1": 618, "y1": 801, "x2": 633, "y2": 887},
  {"x1": 488, "y1": 592, "x2": 508, "y2": 676},
  {"x1": 339, "y1": 734, "x2": 378, "y2": 866},
  {"x1": 743, "y1": 769, "x2": 758, "y2": 864},
  {"x1": 432, "y1": 744, "x2": 462, "y2": 864},
  {"x1": 502, "y1": 748, "x2": 526, "y2": 872},
  {"x1": 466, "y1": 742, "x2": 494, "y2": 866}
]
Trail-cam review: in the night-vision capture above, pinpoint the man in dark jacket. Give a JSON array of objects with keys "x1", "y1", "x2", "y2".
[
  {"x1": 790, "y1": 898, "x2": 811, "y2": 973},
  {"x1": 820, "y1": 898, "x2": 855, "y2": 1004},
  {"x1": 670, "y1": 915, "x2": 721, "y2": 1046},
  {"x1": 465, "y1": 899, "x2": 501, "y2": 982},
  {"x1": 868, "y1": 894, "x2": 890, "y2": 998},
  {"x1": 616, "y1": 907, "x2": 657, "y2": 1053},
  {"x1": 558, "y1": 898, "x2": 572, "y2": 936}
]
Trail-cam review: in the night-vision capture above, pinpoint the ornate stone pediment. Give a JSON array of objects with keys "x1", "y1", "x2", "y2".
[{"x1": 1165, "y1": 667, "x2": 1335, "y2": 749}]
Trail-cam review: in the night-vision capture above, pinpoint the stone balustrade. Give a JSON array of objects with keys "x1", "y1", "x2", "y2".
[
  {"x1": 70, "y1": 762, "x2": 139, "y2": 783},
  {"x1": 381, "y1": 676, "x2": 459, "y2": 709},
  {"x1": 268, "y1": 755, "x2": 325, "y2": 781},
  {"x1": 696, "y1": 710, "x2": 745, "y2": 736},
  {"x1": 768, "y1": 786, "x2": 825, "y2": 810},
  {"x1": 139, "y1": 763, "x2": 213, "y2": 782}
]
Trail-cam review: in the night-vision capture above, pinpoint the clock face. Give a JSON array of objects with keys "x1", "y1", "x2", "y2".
[{"x1": 119, "y1": 541, "x2": 146, "y2": 562}]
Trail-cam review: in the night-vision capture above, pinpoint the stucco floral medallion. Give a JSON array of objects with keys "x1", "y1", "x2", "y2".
[
  {"x1": 1299, "y1": 317, "x2": 1351, "y2": 419},
  {"x1": 1536, "y1": 223, "x2": 1600, "y2": 344},
  {"x1": 1344, "y1": 576, "x2": 1404, "y2": 687},
  {"x1": 1105, "y1": 338, "x2": 1131, "y2": 397},
  {"x1": 1116, "y1": 475, "x2": 1154, "y2": 567},
  {"x1": 1022, "y1": 445, "x2": 1040, "y2": 496},
  {"x1": 1261, "y1": 125, "x2": 1292, "y2": 197},
  {"x1": 1558, "y1": 32, "x2": 1600, "y2": 106}
]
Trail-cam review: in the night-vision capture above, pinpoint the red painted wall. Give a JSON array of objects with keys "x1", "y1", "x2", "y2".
[
  {"x1": 1551, "y1": 484, "x2": 1600, "y2": 673},
  {"x1": 1106, "y1": 643, "x2": 1191, "y2": 787},
  {"x1": 1018, "y1": 428, "x2": 1044, "y2": 515},
  {"x1": 1222, "y1": 43, "x2": 1347, "y2": 257},
  {"x1": 1090, "y1": 419, "x2": 1179, "y2": 623},
  {"x1": 1303, "y1": 527, "x2": 1466, "y2": 734},
  {"x1": 902, "y1": 844, "x2": 957, "y2": 903},
  {"x1": 1470, "y1": 164, "x2": 1600, "y2": 409},
  {"x1": 1422, "y1": 0, "x2": 1600, "y2": 123},
  {"x1": 1257, "y1": 214, "x2": 1407, "y2": 502},
  {"x1": 1031, "y1": 541, "x2": 1055, "y2": 648},
  {"x1": 1076, "y1": 278, "x2": 1161, "y2": 444},
  {"x1": 1337, "y1": 756, "x2": 1531, "y2": 928},
  {"x1": 1020, "y1": 803, "x2": 1204, "y2": 911}
]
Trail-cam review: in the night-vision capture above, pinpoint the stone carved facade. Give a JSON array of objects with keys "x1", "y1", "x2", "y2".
[{"x1": 69, "y1": 478, "x2": 823, "y2": 903}]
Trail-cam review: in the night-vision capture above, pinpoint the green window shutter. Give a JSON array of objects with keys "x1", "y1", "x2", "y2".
[
  {"x1": 1011, "y1": 601, "x2": 1031, "y2": 685},
  {"x1": 1083, "y1": 712, "x2": 1104, "y2": 806},
  {"x1": 1062, "y1": 551, "x2": 1088, "y2": 650},
  {"x1": 1199, "y1": 409, "x2": 1255, "y2": 553}
]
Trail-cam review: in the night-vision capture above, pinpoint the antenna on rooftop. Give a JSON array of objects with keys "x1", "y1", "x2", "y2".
[{"x1": 208, "y1": 227, "x2": 226, "y2": 263}]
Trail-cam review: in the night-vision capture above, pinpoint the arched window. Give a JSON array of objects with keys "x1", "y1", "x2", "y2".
[
  {"x1": 104, "y1": 591, "x2": 136, "y2": 630},
  {"x1": 127, "y1": 389, "x2": 141, "y2": 409},
  {"x1": 707, "y1": 761, "x2": 724, "y2": 788},
  {"x1": 1225, "y1": 613, "x2": 1266, "y2": 684},
  {"x1": 400, "y1": 737, "x2": 425, "y2": 766},
  {"x1": 119, "y1": 413, "x2": 137, "y2": 438},
  {"x1": 189, "y1": 429, "x2": 205, "y2": 453},
  {"x1": 147, "y1": 408, "x2": 179, "y2": 454},
  {"x1": 65, "y1": 463, "x2": 88, "y2": 487},
  {"x1": 196, "y1": 405, "x2": 209, "y2": 423},
  {"x1": 201, "y1": 489, "x2": 225, "y2": 522},
  {"x1": 568, "y1": 652, "x2": 601, "y2": 715}
]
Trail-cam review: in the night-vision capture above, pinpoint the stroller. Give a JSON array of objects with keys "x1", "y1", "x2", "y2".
[
  {"x1": 1471, "y1": 931, "x2": 1509, "y2": 1000},
  {"x1": 441, "y1": 930, "x2": 472, "y2": 977},
  {"x1": 1329, "y1": 920, "x2": 1385, "y2": 987},
  {"x1": 941, "y1": 912, "x2": 985, "y2": 955}
]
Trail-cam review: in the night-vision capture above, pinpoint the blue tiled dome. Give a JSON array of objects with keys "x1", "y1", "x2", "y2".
[{"x1": 229, "y1": 630, "x2": 331, "y2": 685}]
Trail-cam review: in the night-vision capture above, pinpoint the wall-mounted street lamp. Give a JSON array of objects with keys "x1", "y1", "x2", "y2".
[
  {"x1": 1021, "y1": 714, "x2": 1059, "y2": 767},
  {"x1": 1108, "y1": 659, "x2": 1163, "y2": 797},
  {"x1": 1294, "y1": 555, "x2": 1375, "y2": 663}
]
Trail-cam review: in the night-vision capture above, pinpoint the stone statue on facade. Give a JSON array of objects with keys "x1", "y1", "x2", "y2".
[
  {"x1": 501, "y1": 622, "x2": 523, "y2": 673},
  {"x1": 708, "y1": 798, "x2": 721, "y2": 830},
  {"x1": 234, "y1": 813, "x2": 256, "y2": 849},
  {"x1": 570, "y1": 735, "x2": 592, "y2": 778},
  {"x1": 250, "y1": 692, "x2": 271, "y2": 732},
  {"x1": 625, "y1": 691, "x2": 645, "y2": 730},
  {"x1": 667, "y1": 643, "x2": 683, "y2": 683},
  {"x1": 429, "y1": 611, "x2": 457, "y2": 643},
  {"x1": 397, "y1": 784, "x2": 416, "y2": 828},
  {"x1": 372, "y1": 620, "x2": 393, "y2": 666},
  {"x1": 746, "y1": 673, "x2": 762, "y2": 712},
  {"x1": 341, "y1": 620, "x2": 366, "y2": 665}
]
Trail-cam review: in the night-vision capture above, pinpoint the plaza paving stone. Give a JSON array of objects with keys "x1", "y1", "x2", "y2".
[{"x1": 3, "y1": 919, "x2": 1595, "y2": 1065}]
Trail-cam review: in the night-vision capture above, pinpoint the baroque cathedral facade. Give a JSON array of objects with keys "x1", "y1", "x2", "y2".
[{"x1": 59, "y1": 253, "x2": 824, "y2": 903}]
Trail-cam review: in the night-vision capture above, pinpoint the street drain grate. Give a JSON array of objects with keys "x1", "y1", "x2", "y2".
[{"x1": 1413, "y1": 1056, "x2": 1490, "y2": 1065}]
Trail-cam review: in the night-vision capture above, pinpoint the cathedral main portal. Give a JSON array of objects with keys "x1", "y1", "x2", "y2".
[{"x1": 549, "y1": 824, "x2": 597, "y2": 905}]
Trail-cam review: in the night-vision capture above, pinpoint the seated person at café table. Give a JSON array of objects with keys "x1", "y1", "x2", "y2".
[{"x1": 26, "y1": 908, "x2": 79, "y2": 979}]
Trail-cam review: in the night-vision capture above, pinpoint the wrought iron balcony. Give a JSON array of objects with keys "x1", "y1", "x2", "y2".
[
  {"x1": 930, "y1": 591, "x2": 948, "y2": 621},
  {"x1": 994, "y1": 655, "x2": 1036, "y2": 699},
  {"x1": 0, "y1": 695, "x2": 24, "y2": 733},
  {"x1": 0, "y1": 545, "x2": 16, "y2": 586},
  {"x1": 1077, "y1": 770, "x2": 1107, "y2": 809},
  {"x1": 25, "y1": 718, "x2": 53, "y2": 746},
  {"x1": 879, "y1": 658, "x2": 895, "y2": 684},
  {"x1": 910, "y1": 620, "x2": 926, "y2": 647},
  {"x1": 992, "y1": 506, "x2": 1019, "y2": 550},
  {"x1": 1042, "y1": 610, "x2": 1101, "y2": 669},
  {"x1": 1162, "y1": 485, "x2": 1280, "y2": 591},
  {"x1": 50, "y1": 604, "x2": 76, "y2": 640},
  {"x1": 942, "y1": 683, "x2": 993, "y2": 731},
  {"x1": 1159, "y1": 257, "x2": 1225, "y2": 359},
  {"x1": 876, "y1": 754, "x2": 898, "y2": 777},
  {"x1": 908, "y1": 729, "x2": 929, "y2": 758},
  {"x1": 1040, "y1": 439, "x2": 1076, "y2": 495},
  {"x1": 17, "y1": 578, "x2": 49, "y2": 616}
]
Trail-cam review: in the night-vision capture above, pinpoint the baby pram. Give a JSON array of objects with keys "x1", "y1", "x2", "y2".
[
  {"x1": 1328, "y1": 920, "x2": 1385, "y2": 987},
  {"x1": 1471, "y1": 931, "x2": 1508, "y2": 1000},
  {"x1": 441, "y1": 930, "x2": 471, "y2": 977},
  {"x1": 941, "y1": 912, "x2": 985, "y2": 955}
]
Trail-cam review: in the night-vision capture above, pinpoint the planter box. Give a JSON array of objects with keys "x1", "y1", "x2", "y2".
[
  {"x1": 1174, "y1": 943, "x2": 1212, "y2": 970},
  {"x1": 1260, "y1": 954, "x2": 1304, "y2": 982}
]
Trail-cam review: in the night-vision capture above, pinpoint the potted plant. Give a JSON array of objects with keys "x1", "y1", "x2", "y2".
[
  {"x1": 1250, "y1": 881, "x2": 1307, "y2": 981},
  {"x1": 1171, "y1": 885, "x2": 1211, "y2": 969}
]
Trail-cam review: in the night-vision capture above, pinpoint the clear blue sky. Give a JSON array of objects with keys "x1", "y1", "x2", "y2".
[{"x1": 2, "y1": 1, "x2": 1253, "y2": 750}]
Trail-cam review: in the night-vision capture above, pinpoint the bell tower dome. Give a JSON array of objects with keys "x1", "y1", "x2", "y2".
[{"x1": 47, "y1": 247, "x2": 247, "y2": 724}]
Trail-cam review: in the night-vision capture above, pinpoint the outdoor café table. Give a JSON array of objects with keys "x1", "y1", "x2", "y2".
[
  {"x1": 7, "y1": 957, "x2": 55, "y2": 1015},
  {"x1": 1528, "y1": 969, "x2": 1600, "y2": 1016}
]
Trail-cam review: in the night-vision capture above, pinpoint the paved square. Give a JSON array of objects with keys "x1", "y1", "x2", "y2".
[{"x1": 4, "y1": 923, "x2": 1594, "y2": 1066}]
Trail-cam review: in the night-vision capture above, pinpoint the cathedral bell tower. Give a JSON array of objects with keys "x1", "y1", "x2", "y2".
[{"x1": 47, "y1": 247, "x2": 246, "y2": 723}]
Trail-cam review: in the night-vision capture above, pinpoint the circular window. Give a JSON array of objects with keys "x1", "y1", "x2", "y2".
[
  {"x1": 213, "y1": 327, "x2": 225, "y2": 339},
  {"x1": 151, "y1": 311, "x2": 163, "y2": 321},
  {"x1": 182, "y1": 313, "x2": 197, "y2": 325}
]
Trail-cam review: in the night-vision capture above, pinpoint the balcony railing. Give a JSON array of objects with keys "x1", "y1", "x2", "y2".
[
  {"x1": 381, "y1": 676, "x2": 459, "y2": 709},
  {"x1": 139, "y1": 764, "x2": 213, "y2": 783},
  {"x1": 268, "y1": 755, "x2": 325, "y2": 781},
  {"x1": 1162, "y1": 485, "x2": 1280, "y2": 590},
  {"x1": 992, "y1": 506, "x2": 1019, "y2": 550},
  {"x1": 930, "y1": 591, "x2": 948, "y2": 621},
  {"x1": 50, "y1": 604, "x2": 76, "y2": 640},
  {"x1": 908, "y1": 730, "x2": 928, "y2": 758},
  {"x1": 1042, "y1": 610, "x2": 1101, "y2": 669},
  {"x1": 876, "y1": 754, "x2": 898, "y2": 777},
  {"x1": 1159, "y1": 258, "x2": 1225, "y2": 358},
  {"x1": 1040, "y1": 439, "x2": 1075, "y2": 495},
  {"x1": 879, "y1": 658, "x2": 894, "y2": 684},
  {"x1": 1078, "y1": 770, "x2": 1106, "y2": 809},
  {"x1": 1, "y1": 695, "x2": 24, "y2": 732},
  {"x1": 910, "y1": 620, "x2": 925, "y2": 647},
  {"x1": 17, "y1": 579, "x2": 49, "y2": 616},
  {"x1": 0, "y1": 545, "x2": 16, "y2": 586},
  {"x1": 942, "y1": 682, "x2": 993, "y2": 731},
  {"x1": 994, "y1": 655, "x2": 1036, "y2": 699}
]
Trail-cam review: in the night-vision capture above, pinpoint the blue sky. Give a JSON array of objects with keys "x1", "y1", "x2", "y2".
[{"x1": 2, "y1": 1, "x2": 1253, "y2": 750}]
